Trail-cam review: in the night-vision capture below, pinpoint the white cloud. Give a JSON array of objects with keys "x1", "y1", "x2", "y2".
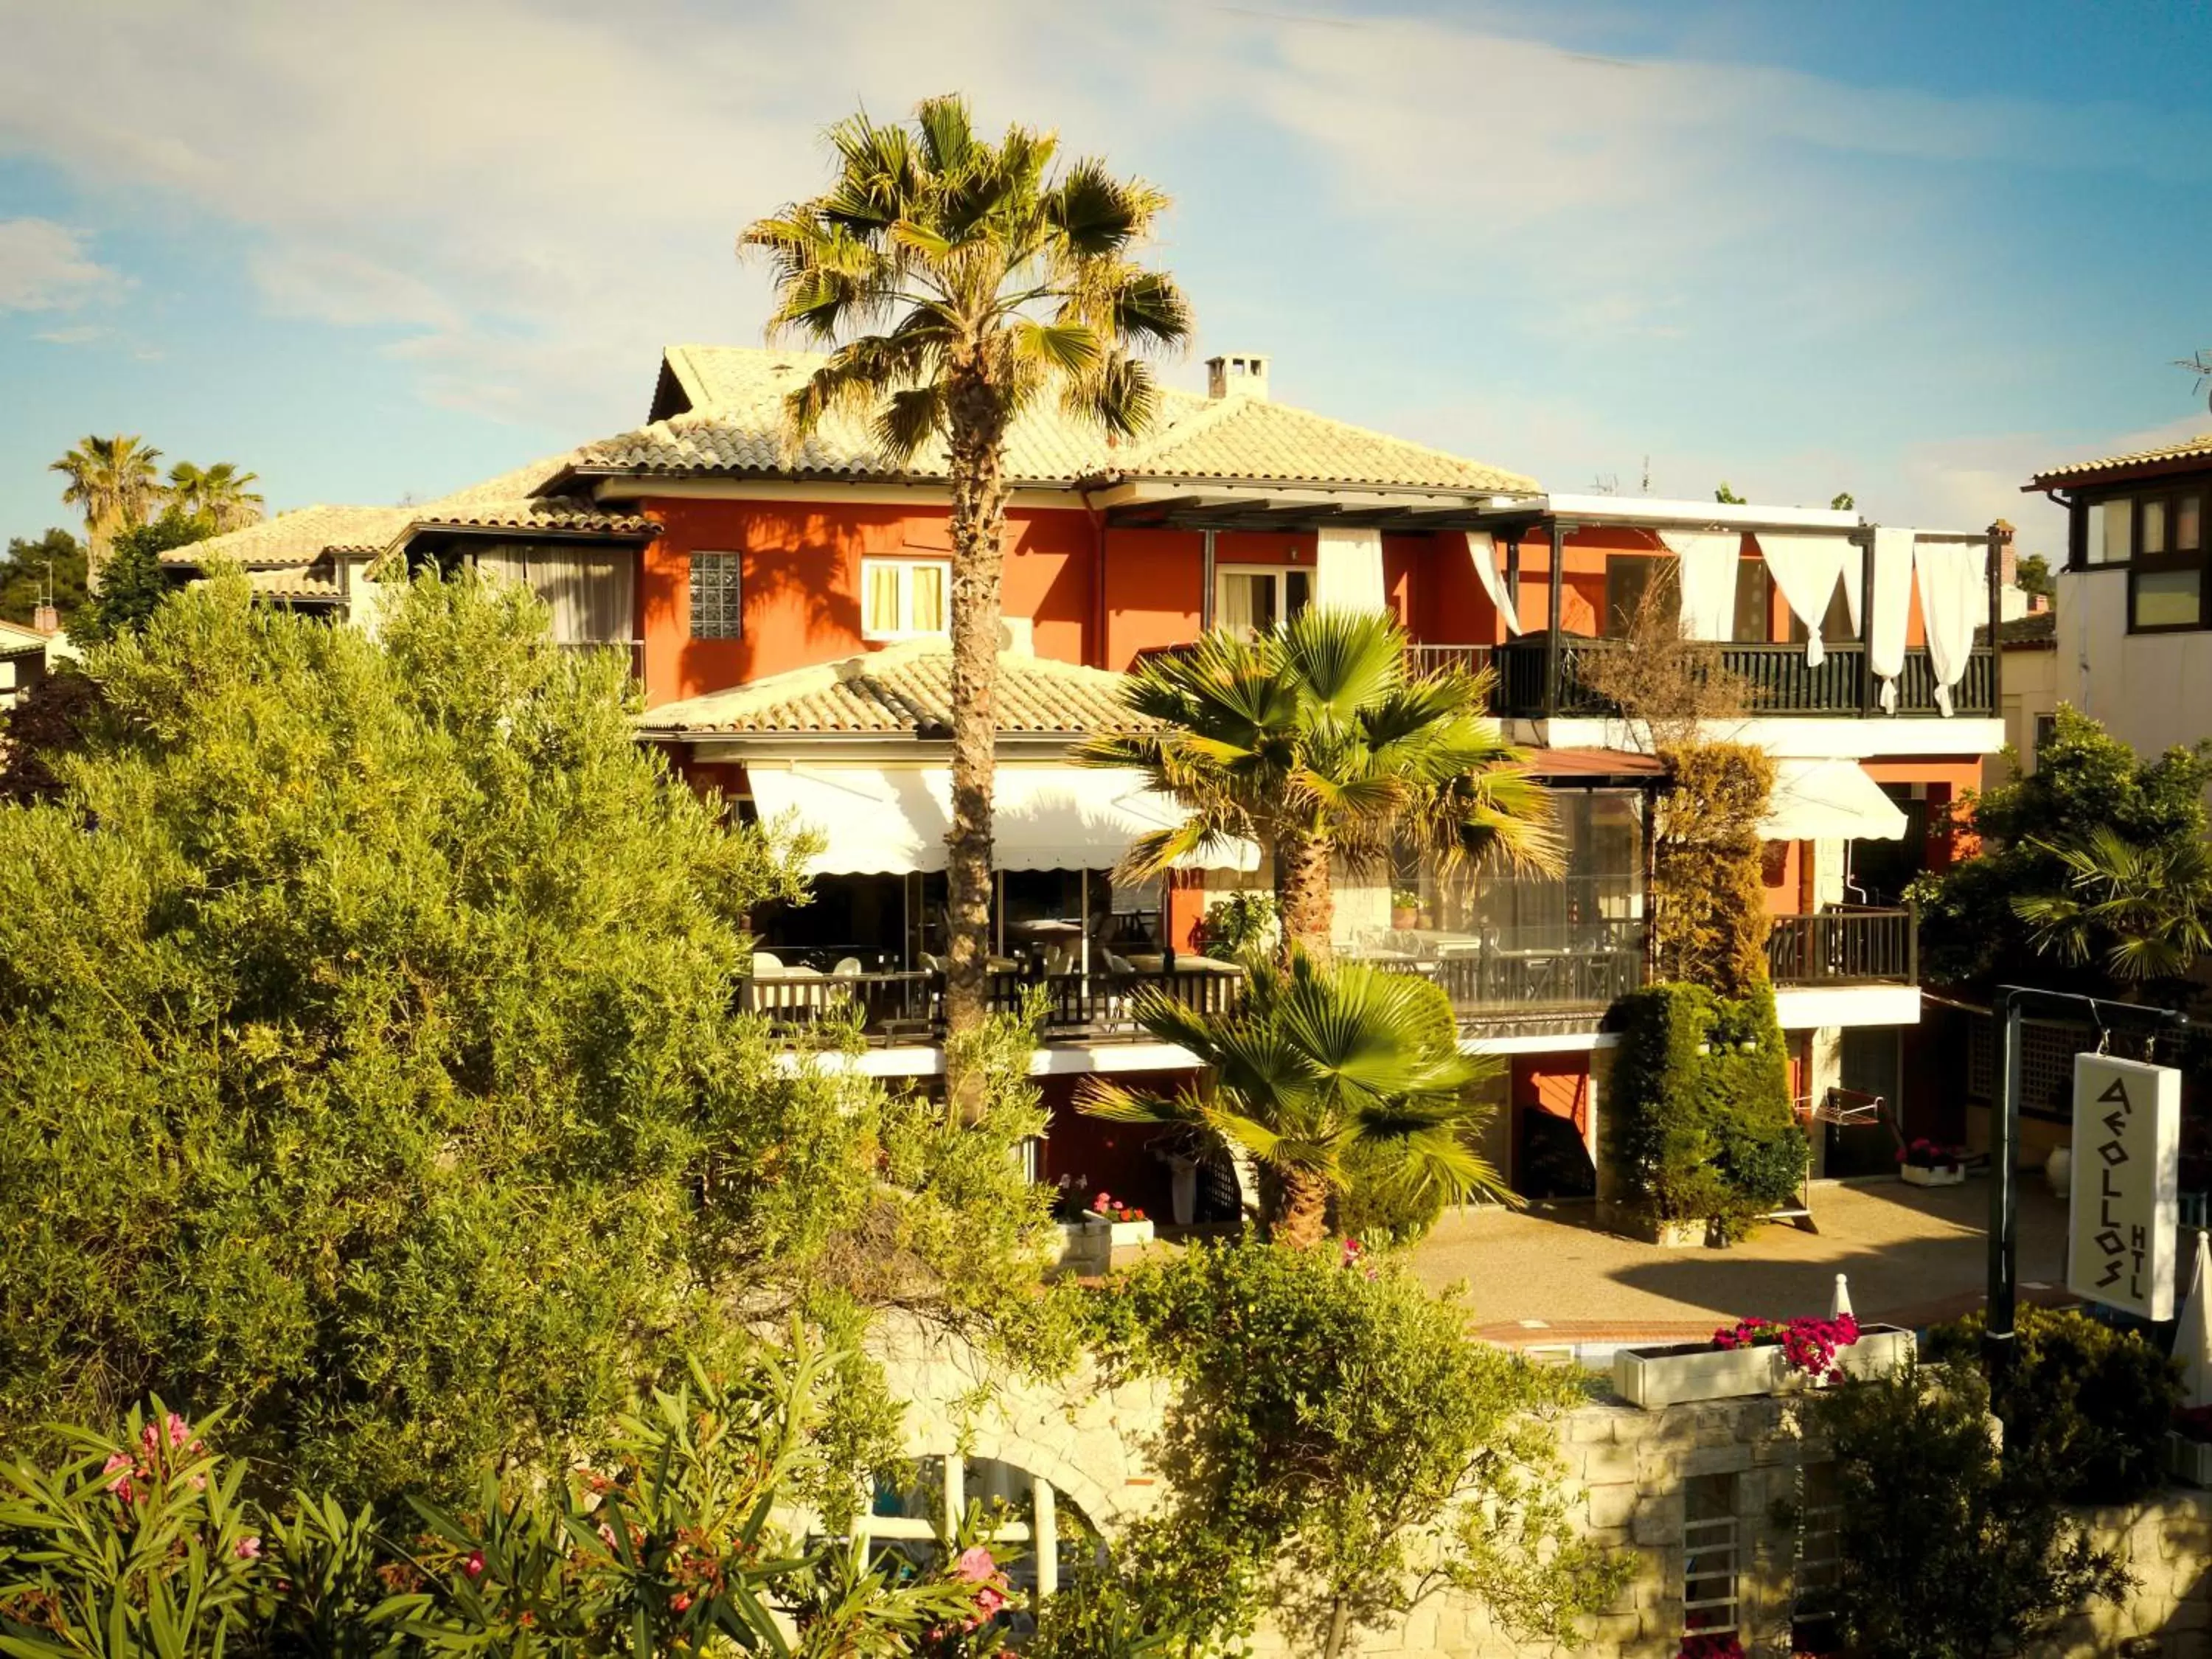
[
  {"x1": 0, "y1": 218, "x2": 122, "y2": 312},
  {"x1": 32, "y1": 323, "x2": 105, "y2": 344}
]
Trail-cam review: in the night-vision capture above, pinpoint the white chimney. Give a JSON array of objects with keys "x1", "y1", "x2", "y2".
[{"x1": 1206, "y1": 352, "x2": 1270, "y2": 402}]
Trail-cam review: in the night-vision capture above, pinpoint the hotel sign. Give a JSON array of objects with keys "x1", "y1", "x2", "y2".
[{"x1": 2067, "y1": 1054, "x2": 2181, "y2": 1321}]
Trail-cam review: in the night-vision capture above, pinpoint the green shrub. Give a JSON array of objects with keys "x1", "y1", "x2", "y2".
[
  {"x1": 1196, "y1": 890, "x2": 1278, "y2": 960},
  {"x1": 1090, "y1": 1239, "x2": 1624, "y2": 1657},
  {"x1": 0, "y1": 571, "x2": 1062, "y2": 1506},
  {"x1": 1814, "y1": 1359, "x2": 2129, "y2": 1659},
  {"x1": 1333, "y1": 1142, "x2": 1450, "y2": 1245},
  {"x1": 1603, "y1": 981, "x2": 1804, "y2": 1235},
  {"x1": 1924, "y1": 1305, "x2": 2180, "y2": 1503}
]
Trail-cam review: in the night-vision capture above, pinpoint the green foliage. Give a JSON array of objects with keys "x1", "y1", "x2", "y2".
[
  {"x1": 1195, "y1": 890, "x2": 1278, "y2": 961},
  {"x1": 0, "y1": 1343, "x2": 999, "y2": 1659},
  {"x1": 1924, "y1": 1305, "x2": 2180, "y2": 1503},
  {"x1": 1829, "y1": 490, "x2": 1855, "y2": 512},
  {"x1": 71, "y1": 509, "x2": 210, "y2": 647},
  {"x1": 1089, "y1": 1240, "x2": 1625, "y2": 1659},
  {"x1": 0, "y1": 571, "x2": 1062, "y2": 1506},
  {"x1": 1603, "y1": 981, "x2": 1804, "y2": 1234},
  {"x1": 2017, "y1": 552, "x2": 2055, "y2": 600},
  {"x1": 1815, "y1": 1360, "x2": 2129, "y2": 1659},
  {"x1": 1332, "y1": 1141, "x2": 1450, "y2": 1246},
  {"x1": 1082, "y1": 953, "x2": 1504, "y2": 1247},
  {"x1": 1912, "y1": 704, "x2": 2212, "y2": 992},
  {"x1": 1714, "y1": 481, "x2": 1746, "y2": 504},
  {"x1": 1650, "y1": 742, "x2": 1773, "y2": 998},
  {"x1": 0, "y1": 669, "x2": 102, "y2": 807},
  {"x1": 0, "y1": 529, "x2": 85, "y2": 628}
]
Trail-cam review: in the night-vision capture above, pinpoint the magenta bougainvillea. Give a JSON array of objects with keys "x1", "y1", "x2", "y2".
[
  {"x1": 1897, "y1": 1137, "x2": 1969, "y2": 1169},
  {"x1": 1677, "y1": 1632, "x2": 1746, "y2": 1659},
  {"x1": 1712, "y1": 1313, "x2": 1861, "y2": 1380}
]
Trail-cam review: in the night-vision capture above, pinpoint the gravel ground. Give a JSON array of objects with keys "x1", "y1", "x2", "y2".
[{"x1": 1408, "y1": 1175, "x2": 2071, "y2": 1339}]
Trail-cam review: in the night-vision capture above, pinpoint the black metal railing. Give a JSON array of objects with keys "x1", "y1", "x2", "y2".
[
  {"x1": 1765, "y1": 906, "x2": 1917, "y2": 985},
  {"x1": 737, "y1": 964, "x2": 1248, "y2": 1043},
  {"x1": 1467, "y1": 636, "x2": 1994, "y2": 718}
]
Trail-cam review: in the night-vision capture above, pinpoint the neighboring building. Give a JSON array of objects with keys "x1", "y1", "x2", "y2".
[
  {"x1": 167, "y1": 345, "x2": 2008, "y2": 1207},
  {"x1": 1983, "y1": 608, "x2": 2060, "y2": 792},
  {"x1": 2028, "y1": 431, "x2": 2212, "y2": 771},
  {"x1": 0, "y1": 618, "x2": 58, "y2": 708}
]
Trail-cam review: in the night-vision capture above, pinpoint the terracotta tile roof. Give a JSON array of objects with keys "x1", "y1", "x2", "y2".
[
  {"x1": 581, "y1": 344, "x2": 1534, "y2": 493},
  {"x1": 637, "y1": 639, "x2": 1158, "y2": 738},
  {"x1": 161, "y1": 503, "x2": 411, "y2": 570},
  {"x1": 0, "y1": 619, "x2": 49, "y2": 656},
  {"x1": 245, "y1": 564, "x2": 344, "y2": 601},
  {"x1": 2028, "y1": 432, "x2": 2212, "y2": 487}
]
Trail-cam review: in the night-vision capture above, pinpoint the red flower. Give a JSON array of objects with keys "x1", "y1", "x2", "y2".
[
  {"x1": 463, "y1": 1551, "x2": 485, "y2": 1580},
  {"x1": 669, "y1": 1593, "x2": 693, "y2": 1613}
]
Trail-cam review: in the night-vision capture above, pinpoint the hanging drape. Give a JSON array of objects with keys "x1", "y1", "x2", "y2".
[
  {"x1": 1867, "y1": 528, "x2": 1916, "y2": 712},
  {"x1": 1913, "y1": 540, "x2": 1987, "y2": 717},
  {"x1": 1754, "y1": 533, "x2": 1860, "y2": 667},
  {"x1": 475, "y1": 546, "x2": 635, "y2": 644},
  {"x1": 1315, "y1": 526, "x2": 1388, "y2": 613},
  {"x1": 1464, "y1": 530, "x2": 1523, "y2": 637},
  {"x1": 1655, "y1": 531, "x2": 1740, "y2": 641}
]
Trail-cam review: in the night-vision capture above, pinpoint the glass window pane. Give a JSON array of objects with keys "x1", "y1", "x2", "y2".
[
  {"x1": 863, "y1": 562, "x2": 902, "y2": 634},
  {"x1": 1217, "y1": 571, "x2": 1267, "y2": 636},
  {"x1": 2132, "y1": 568, "x2": 2200, "y2": 629},
  {"x1": 1732, "y1": 560, "x2": 1770, "y2": 642},
  {"x1": 908, "y1": 563, "x2": 947, "y2": 633},
  {"x1": 689, "y1": 552, "x2": 742, "y2": 640},
  {"x1": 2180, "y1": 495, "x2": 2202, "y2": 552},
  {"x1": 2084, "y1": 502, "x2": 2106, "y2": 566},
  {"x1": 2143, "y1": 498, "x2": 2167, "y2": 555},
  {"x1": 2102, "y1": 498, "x2": 2135, "y2": 563},
  {"x1": 1284, "y1": 568, "x2": 1311, "y2": 616}
]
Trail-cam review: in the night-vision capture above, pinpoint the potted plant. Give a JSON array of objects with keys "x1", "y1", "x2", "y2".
[
  {"x1": 1897, "y1": 1138, "x2": 1969, "y2": 1187},
  {"x1": 2170, "y1": 1405, "x2": 2212, "y2": 1487},
  {"x1": 1677, "y1": 1636, "x2": 1746, "y2": 1659},
  {"x1": 1050, "y1": 1173, "x2": 1110, "y2": 1272},
  {"x1": 1084, "y1": 1190, "x2": 1155, "y2": 1248},
  {"x1": 1614, "y1": 1312, "x2": 1916, "y2": 1409},
  {"x1": 1389, "y1": 888, "x2": 1421, "y2": 931}
]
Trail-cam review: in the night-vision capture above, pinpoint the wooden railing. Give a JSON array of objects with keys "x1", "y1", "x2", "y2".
[
  {"x1": 1765, "y1": 906, "x2": 1917, "y2": 985},
  {"x1": 1470, "y1": 637, "x2": 1994, "y2": 718}
]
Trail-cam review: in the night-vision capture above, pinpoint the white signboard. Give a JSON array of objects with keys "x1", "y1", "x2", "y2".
[{"x1": 2068, "y1": 1053, "x2": 2182, "y2": 1320}]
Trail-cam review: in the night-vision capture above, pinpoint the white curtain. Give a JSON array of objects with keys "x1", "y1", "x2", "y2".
[
  {"x1": 1656, "y1": 531, "x2": 1740, "y2": 641},
  {"x1": 1464, "y1": 530, "x2": 1522, "y2": 636},
  {"x1": 1315, "y1": 526, "x2": 1388, "y2": 614},
  {"x1": 1867, "y1": 528, "x2": 1916, "y2": 712},
  {"x1": 478, "y1": 547, "x2": 635, "y2": 644},
  {"x1": 1755, "y1": 533, "x2": 1859, "y2": 666},
  {"x1": 1914, "y1": 540, "x2": 1987, "y2": 717}
]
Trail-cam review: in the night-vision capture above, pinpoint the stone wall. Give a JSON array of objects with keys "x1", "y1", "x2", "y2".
[{"x1": 869, "y1": 1318, "x2": 2212, "y2": 1658}]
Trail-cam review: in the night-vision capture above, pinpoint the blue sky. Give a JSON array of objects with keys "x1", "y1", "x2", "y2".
[{"x1": 2, "y1": 0, "x2": 2208, "y2": 560}]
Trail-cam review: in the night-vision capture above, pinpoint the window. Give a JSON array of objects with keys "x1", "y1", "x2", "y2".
[
  {"x1": 689, "y1": 552, "x2": 742, "y2": 639},
  {"x1": 2034, "y1": 712, "x2": 2058, "y2": 762},
  {"x1": 2132, "y1": 567, "x2": 2202, "y2": 630},
  {"x1": 1215, "y1": 565, "x2": 1311, "y2": 636},
  {"x1": 861, "y1": 557, "x2": 950, "y2": 639},
  {"x1": 1604, "y1": 554, "x2": 1677, "y2": 637},
  {"x1": 474, "y1": 546, "x2": 635, "y2": 644},
  {"x1": 1732, "y1": 559, "x2": 1773, "y2": 642}
]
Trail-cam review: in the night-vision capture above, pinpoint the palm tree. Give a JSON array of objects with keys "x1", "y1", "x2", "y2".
[
  {"x1": 50, "y1": 434, "x2": 164, "y2": 582},
  {"x1": 2012, "y1": 827, "x2": 2212, "y2": 985},
  {"x1": 167, "y1": 461, "x2": 264, "y2": 532},
  {"x1": 1081, "y1": 952, "x2": 1507, "y2": 1247},
  {"x1": 1078, "y1": 609, "x2": 1558, "y2": 965},
  {"x1": 742, "y1": 96, "x2": 1192, "y2": 1091}
]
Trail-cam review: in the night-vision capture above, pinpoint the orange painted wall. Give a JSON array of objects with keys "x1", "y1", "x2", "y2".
[
  {"x1": 639, "y1": 496, "x2": 1097, "y2": 705},
  {"x1": 1101, "y1": 529, "x2": 1203, "y2": 671}
]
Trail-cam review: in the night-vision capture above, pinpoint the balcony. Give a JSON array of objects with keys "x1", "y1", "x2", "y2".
[
  {"x1": 1765, "y1": 907, "x2": 1916, "y2": 986},
  {"x1": 1405, "y1": 639, "x2": 1994, "y2": 719},
  {"x1": 738, "y1": 962, "x2": 1246, "y2": 1045}
]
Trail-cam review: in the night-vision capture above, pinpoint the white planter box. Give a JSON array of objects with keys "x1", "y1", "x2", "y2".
[
  {"x1": 1085, "y1": 1211, "x2": 1156, "y2": 1248},
  {"x1": 1613, "y1": 1324, "x2": 1916, "y2": 1408},
  {"x1": 1901, "y1": 1164, "x2": 1965, "y2": 1187},
  {"x1": 2168, "y1": 1431, "x2": 2212, "y2": 1489}
]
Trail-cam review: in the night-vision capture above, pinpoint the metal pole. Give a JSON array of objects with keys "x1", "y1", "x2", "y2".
[
  {"x1": 1988, "y1": 990, "x2": 2023, "y2": 1380},
  {"x1": 1986, "y1": 521, "x2": 2007, "y2": 714}
]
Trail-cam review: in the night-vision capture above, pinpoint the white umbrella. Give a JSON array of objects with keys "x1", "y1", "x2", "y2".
[
  {"x1": 1831, "y1": 1273, "x2": 1854, "y2": 1320},
  {"x1": 2178, "y1": 1231, "x2": 2212, "y2": 1410}
]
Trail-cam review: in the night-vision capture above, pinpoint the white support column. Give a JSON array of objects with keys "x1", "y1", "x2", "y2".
[
  {"x1": 943, "y1": 1453, "x2": 965, "y2": 1534},
  {"x1": 1032, "y1": 1475, "x2": 1058, "y2": 1599}
]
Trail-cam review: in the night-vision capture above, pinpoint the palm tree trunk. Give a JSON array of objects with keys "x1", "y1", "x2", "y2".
[
  {"x1": 1273, "y1": 1164, "x2": 1331, "y2": 1248},
  {"x1": 941, "y1": 355, "x2": 1012, "y2": 1114},
  {"x1": 1275, "y1": 830, "x2": 1335, "y2": 968}
]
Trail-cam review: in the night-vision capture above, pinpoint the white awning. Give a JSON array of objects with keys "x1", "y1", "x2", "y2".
[
  {"x1": 747, "y1": 765, "x2": 1259, "y2": 875},
  {"x1": 1760, "y1": 758, "x2": 1908, "y2": 843}
]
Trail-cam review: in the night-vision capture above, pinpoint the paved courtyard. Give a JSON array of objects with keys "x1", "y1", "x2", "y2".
[{"x1": 1408, "y1": 1175, "x2": 2074, "y2": 1346}]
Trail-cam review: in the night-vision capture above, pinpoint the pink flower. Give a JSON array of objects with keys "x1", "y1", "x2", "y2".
[
  {"x1": 975, "y1": 1585, "x2": 1006, "y2": 1617},
  {"x1": 101, "y1": 1451, "x2": 136, "y2": 1504},
  {"x1": 234, "y1": 1537, "x2": 262, "y2": 1561},
  {"x1": 953, "y1": 1545, "x2": 996, "y2": 1583},
  {"x1": 598, "y1": 1521, "x2": 619, "y2": 1549},
  {"x1": 166, "y1": 1413, "x2": 191, "y2": 1450},
  {"x1": 141, "y1": 1423, "x2": 161, "y2": 1457},
  {"x1": 669, "y1": 1593, "x2": 693, "y2": 1613},
  {"x1": 463, "y1": 1551, "x2": 485, "y2": 1580}
]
